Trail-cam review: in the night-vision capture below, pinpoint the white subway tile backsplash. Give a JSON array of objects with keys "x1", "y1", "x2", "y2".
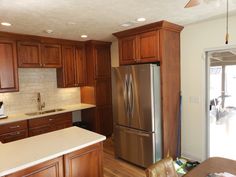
[{"x1": 0, "y1": 68, "x2": 81, "y2": 115}]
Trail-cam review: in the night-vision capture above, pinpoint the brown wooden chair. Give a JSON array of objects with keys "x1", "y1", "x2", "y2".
[{"x1": 145, "y1": 157, "x2": 178, "y2": 177}]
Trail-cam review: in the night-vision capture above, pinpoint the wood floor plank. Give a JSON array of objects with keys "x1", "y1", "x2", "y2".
[{"x1": 103, "y1": 138, "x2": 146, "y2": 177}]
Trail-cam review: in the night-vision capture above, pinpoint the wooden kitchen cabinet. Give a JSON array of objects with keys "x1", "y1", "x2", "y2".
[
  {"x1": 6, "y1": 142, "x2": 103, "y2": 177},
  {"x1": 119, "y1": 35, "x2": 137, "y2": 65},
  {"x1": 41, "y1": 43, "x2": 62, "y2": 68},
  {"x1": 75, "y1": 46, "x2": 87, "y2": 86},
  {"x1": 0, "y1": 39, "x2": 19, "y2": 93},
  {"x1": 0, "y1": 120, "x2": 28, "y2": 143},
  {"x1": 57, "y1": 45, "x2": 86, "y2": 87},
  {"x1": 113, "y1": 20, "x2": 184, "y2": 159},
  {"x1": 17, "y1": 41, "x2": 62, "y2": 68},
  {"x1": 81, "y1": 41, "x2": 113, "y2": 137},
  {"x1": 94, "y1": 45, "x2": 111, "y2": 79},
  {"x1": 137, "y1": 30, "x2": 160, "y2": 62},
  {"x1": 6, "y1": 156, "x2": 64, "y2": 177},
  {"x1": 28, "y1": 112, "x2": 72, "y2": 137},
  {"x1": 17, "y1": 41, "x2": 41, "y2": 67},
  {"x1": 95, "y1": 79, "x2": 112, "y2": 106},
  {"x1": 114, "y1": 27, "x2": 160, "y2": 64},
  {"x1": 85, "y1": 41, "x2": 111, "y2": 85},
  {"x1": 64, "y1": 143, "x2": 103, "y2": 177},
  {"x1": 96, "y1": 106, "x2": 113, "y2": 136}
]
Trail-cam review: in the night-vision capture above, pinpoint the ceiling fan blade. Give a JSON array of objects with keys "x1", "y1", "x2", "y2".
[{"x1": 184, "y1": 0, "x2": 201, "y2": 8}]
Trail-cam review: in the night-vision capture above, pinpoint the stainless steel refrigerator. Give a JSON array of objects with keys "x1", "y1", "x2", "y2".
[{"x1": 112, "y1": 64, "x2": 162, "y2": 168}]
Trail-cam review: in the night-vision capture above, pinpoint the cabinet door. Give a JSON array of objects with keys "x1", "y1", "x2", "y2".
[
  {"x1": 75, "y1": 46, "x2": 86, "y2": 86},
  {"x1": 0, "y1": 40, "x2": 18, "y2": 92},
  {"x1": 137, "y1": 31, "x2": 160, "y2": 62},
  {"x1": 41, "y1": 43, "x2": 62, "y2": 68},
  {"x1": 64, "y1": 143, "x2": 103, "y2": 177},
  {"x1": 6, "y1": 157, "x2": 64, "y2": 177},
  {"x1": 17, "y1": 41, "x2": 41, "y2": 67},
  {"x1": 94, "y1": 45, "x2": 111, "y2": 79},
  {"x1": 119, "y1": 36, "x2": 136, "y2": 65},
  {"x1": 0, "y1": 129, "x2": 28, "y2": 143},
  {"x1": 96, "y1": 106, "x2": 113, "y2": 136},
  {"x1": 62, "y1": 45, "x2": 76, "y2": 87},
  {"x1": 95, "y1": 79, "x2": 112, "y2": 106}
]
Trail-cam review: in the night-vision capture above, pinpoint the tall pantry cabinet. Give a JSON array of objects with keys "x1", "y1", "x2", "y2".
[
  {"x1": 113, "y1": 20, "x2": 183, "y2": 159},
  {"x1": 81, "y1": 41, "x2": 113, "y2": 137}
]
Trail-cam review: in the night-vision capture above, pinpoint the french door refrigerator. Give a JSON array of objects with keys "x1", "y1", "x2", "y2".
[{"x1": 112, "y1": 63, "x2": 162, "y2": 168}]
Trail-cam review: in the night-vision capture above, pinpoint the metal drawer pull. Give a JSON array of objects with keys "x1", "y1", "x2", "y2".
[
  {"x1": 9, "y1": 131, "x2": 21, "y2": 136},
  {"x1": 49, "y1": 119, "x2": 53, "y2": 121},
  {"x1": 10, "y1": 125, "x2": 20, "y2": 129},
  {"x1": 124, "y1": 130, "x2": 150, "y2": 137}
]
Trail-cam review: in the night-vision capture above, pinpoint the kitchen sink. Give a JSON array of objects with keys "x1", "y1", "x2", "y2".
[{"x1": 25, "y1": 108, "x2": 65, "y2": 116}]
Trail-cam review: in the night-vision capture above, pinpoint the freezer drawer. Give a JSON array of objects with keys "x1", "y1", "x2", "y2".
[{"x1": 114, "y1": 125, "x2": 157, "y2": 167}]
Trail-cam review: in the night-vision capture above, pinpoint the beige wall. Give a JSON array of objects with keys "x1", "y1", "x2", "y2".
[
  {"x1": 0, "y1": 69, "x2": 81, "y2": 115},
  {"x1": 181, "y1": 15, "x2": 236, "y2": 161},
  {"x1": 110, "y1": 15, "x2": 236, "y2": 161},
  {"x1": 111, "y1": 40, "x2": 119, "y2": 67}
]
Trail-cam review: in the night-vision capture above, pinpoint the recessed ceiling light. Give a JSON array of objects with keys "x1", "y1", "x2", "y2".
[
  {"x1": 1, "y1": 22, "x2": 11, "y2": 26},
  {"x1": 81, "y1": 35, "x2": 88, "y2": 38},
  {"x1": 136, "y1": 17, "x2": 146, "y2": 22},
  {"x1": 121, "y1": 23, "x2": 132, "y2": 27},
  {"x1": 44, "y1": 29, "x2": 53, "y2": 34}
]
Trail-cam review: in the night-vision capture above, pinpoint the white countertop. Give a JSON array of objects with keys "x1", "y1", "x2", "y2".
[
  {"x1": 0, "y1": 127, "x2": 106, "y2": 176},
  {"x1": 0, "y1": 103, "x2": 95, "y2": 125}
]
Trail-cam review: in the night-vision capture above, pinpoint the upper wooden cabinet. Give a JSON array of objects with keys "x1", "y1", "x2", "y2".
[
  {"x1": 94, "y1": 45, "x2": 111, "y2": 78},
  {"x1": 57, "y1": 45, "x2": 86, "y2": 88},
  {"x1": 85, "y1": 41, "x2": 111, "y2": 85},
  {"x1": 118, "y1": 36, "x2": 136, "y2": 64},
  {"x1": 137, "y1": 31, "x2": 159, "y2": 62},
  {"x1": 118, "y1": 31, "x2": 159, "y2": 64},
  {"x1": 75, "y1": 46, "x2": 87, "y2": 86},
  {"x1": 113, "y1": 20, "x2": 183, "y2": 65},
  {"x1": 17, "y1": 41, "x2": 62, "y2": 68},
  {"x1": 17, "y1": 41, "x2": 41, "y2": 67},
  {"x1": 41, "y1": 43, "x2": 62, "y2": 67},
  {"x1": 0, "y1": 39, "x2": 19, "y2": 93}
]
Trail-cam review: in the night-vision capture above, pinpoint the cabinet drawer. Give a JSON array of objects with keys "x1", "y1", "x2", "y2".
[
  {"x1": 28, "y1": 116, "x2": 55, "y2": 128},
  {"x1": 29, "y1": 125, "x2": 52, "y2": 137},
  {"x1": 0, "y1": 129, "x2": 28, "y2": 143},
  {"x1": 51, "y1": 112, "x2": 72, "y2": 124},
  {"x1": 0, "y1": 120, "x2": 28, "y2": 134}
]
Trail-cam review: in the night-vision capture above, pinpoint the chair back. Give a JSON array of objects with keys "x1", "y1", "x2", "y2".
[{"x1": 145, "y1": 157, "x2": 178, "y2": 177}]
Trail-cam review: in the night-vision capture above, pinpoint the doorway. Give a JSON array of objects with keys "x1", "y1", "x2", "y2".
[{"x1": 207, "y1": 47, "x2": 236, "y2": 160}]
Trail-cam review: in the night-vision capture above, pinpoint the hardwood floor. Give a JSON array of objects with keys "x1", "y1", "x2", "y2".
[{"x1": 103, "y1": 138, "x2": 146, "y2": 177}]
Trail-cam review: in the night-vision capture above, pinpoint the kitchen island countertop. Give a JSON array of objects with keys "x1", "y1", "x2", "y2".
[{"x1": 0, "y1": 126, "x2": 106, "y2": 176}]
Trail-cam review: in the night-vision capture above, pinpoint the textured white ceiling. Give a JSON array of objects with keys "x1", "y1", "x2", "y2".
[{"x1": 0, "y1": 0, "x2": 236, "y2": 41}]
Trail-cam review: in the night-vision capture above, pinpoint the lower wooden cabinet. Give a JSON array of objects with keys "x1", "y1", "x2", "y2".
[
  {"x1": 0, "y1": 129, "x2": 28, "y2": 143},
  {"x1": 6, "y1": 157, "x2": 64, "y2": 177},
  {"x1": 96, "y1": 106, "x2": 113, "y2": 136},
  {"x1": 28, "y1": 112, "x2": 72, "y2": 137},
  {"x1": 64, "y1": 143, "x2": 103, "y2": 177},
  {"x1": 6, "y1": 143, "x2": 103, "y2": 177},
  {"x1": 0, "y1": 120, "x2": 28, "y2": 143}
]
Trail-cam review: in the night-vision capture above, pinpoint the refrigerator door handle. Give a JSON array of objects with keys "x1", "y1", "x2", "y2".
[
  {"x1": 124, "y1": 74, "x2": 129, "y2": 117},
  {"x1": 128, "y1": 73, "x2": 134, "y2": 118},
  {"x1": 124, "y1": 130, "x2": 150, "y2": 137}
]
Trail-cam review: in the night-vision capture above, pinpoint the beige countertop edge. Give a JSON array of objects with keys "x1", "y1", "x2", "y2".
[
  {"x1": 0, "y1": 127, "x2": 106, "y2": 177},
  {"x1": 0, "y1": 103, "x2": 96, "y2": 125}
]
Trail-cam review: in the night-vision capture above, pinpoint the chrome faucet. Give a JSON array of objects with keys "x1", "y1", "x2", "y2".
[{"x1": 37, "y1": 92, "x2": 45, "y2": 111}]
